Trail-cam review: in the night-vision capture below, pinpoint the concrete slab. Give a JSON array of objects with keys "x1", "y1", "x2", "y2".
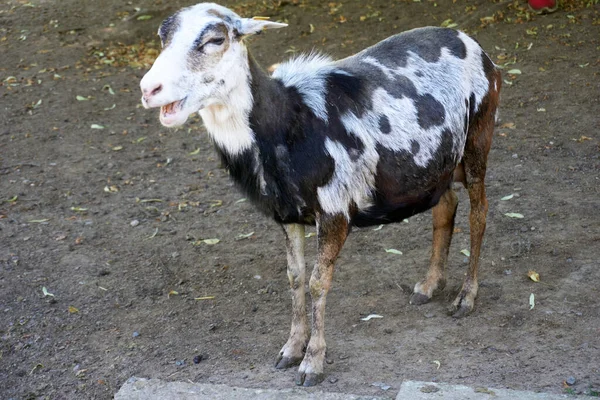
[
  {"x1": 396, "y1": 381, "x2": 571, "y2": 400},
  {"x1": 114, "y1": 377, "x2": 387, "y2": 400},
  {"x1": 115, "y1": 377, "x2": 572, "y2": 400}
]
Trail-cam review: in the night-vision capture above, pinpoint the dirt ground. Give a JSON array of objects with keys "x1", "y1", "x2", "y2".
[{"x1": 1, "y1": 0, "x2": 599, "y2": 399}]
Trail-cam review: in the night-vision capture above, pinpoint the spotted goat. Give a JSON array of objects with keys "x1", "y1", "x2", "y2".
[{"x1": 140, "y1": 2, "x2": 501, "y2": 387}]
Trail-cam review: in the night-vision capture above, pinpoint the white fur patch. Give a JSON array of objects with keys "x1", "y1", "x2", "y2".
[
  {"x1": 316, "y1": 32, "x2": 490, "y2": 215},
  {"x1": 317, "y1": 138, "x2": 378, "y2": 218},
  {"x1": 272, "y1": 53, "x2": 341, "y2": 122}
]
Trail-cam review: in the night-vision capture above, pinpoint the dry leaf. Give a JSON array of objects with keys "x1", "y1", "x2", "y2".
[
  {"x1": 68, "y1": 306, "x2": 79, "y2": 313},
  {"x1": 460, "y1": 249, "x2": 471, "y2": 257},
  {"x1": 202, "y1": 238, "x2": 220, "y2": 245},
  {"x1": 42, "y1": 287, "x2": 55, "y2": 297},
  {"x1": 361, "y1": 314, "x2": 383, "y2": 321},
  {"x1": 504, "y1": 213, "x2": 524, "y2": 219},
  {"x1": 385, "y1": 248, "x2": 403, "y2": 255},
  {"x1": 529, "y1": 293, "x2": 535, "y2": 310},
  {"x1": 527, "y1": 270, "x2": 540, "y2": 282},
  {"x1": 501, "y1": 194, "x2": 514, "y2": 201}
]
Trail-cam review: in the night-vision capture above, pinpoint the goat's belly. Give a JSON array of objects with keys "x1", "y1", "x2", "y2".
[{"x1": 352, "y1": 176, "x2": 452, "y2": 227}]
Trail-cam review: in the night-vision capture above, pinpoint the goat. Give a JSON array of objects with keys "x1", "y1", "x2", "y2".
[{"x1": 140, "y1": 2, "x2": 501, "y2": 387}]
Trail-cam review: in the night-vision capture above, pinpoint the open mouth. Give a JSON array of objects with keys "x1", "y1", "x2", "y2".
[
  {"x1": 160, "y1": 98, "x2": 186, "y2": 118},
  {"x1": 159, "y1": 97, "x2": 188, "y2": 126}
]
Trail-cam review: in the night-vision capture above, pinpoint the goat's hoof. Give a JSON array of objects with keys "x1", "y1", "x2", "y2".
[
  {"x1": 275, "y1": 355, "x2": 302, "y2": 369},
  {"x1": 447, "y1": 299, "x2": 474, "y2": 318},
  {"x1": 409, "y1": 292, "x2": 431, "y2": 305},
  {"x1": 449, "y1": 305, "x2": 472, "y2": 318},
  {"x1": 295, "y1": 371, "x2": 324, "y2": 387}
]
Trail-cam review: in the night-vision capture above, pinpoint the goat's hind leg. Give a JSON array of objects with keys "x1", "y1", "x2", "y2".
[
  {"x1": 411, "y1": 188, "x2": 458, "y2": 305},
  {"x1": 275, "y1": 223, "x2": 309, "y2": 369},
  {"x1": 449, "y1": 70, "x2": 500, "y2": 318}
]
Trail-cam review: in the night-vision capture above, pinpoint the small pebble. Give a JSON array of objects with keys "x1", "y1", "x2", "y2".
[
  {"x1": 329, "y1": 377, "x2": 338, "y2": 384},
  {"x1": 504, "y1": 269, "x2": 512, "y2": 275},
  {"x1": 383, "y1": 328, "x2": 393, "y2": 334},
  {"x1": 326, "y1": 359, "x2": 334, "y2": 364},
  {"x1": 566, "y1": 376, "x2": 576, "y2": 386},
  {"x1": 130, "y1": 220, "x2": 140, "y2": 227},
  {"x1": 132, "y1": 331, "x2": 140, "y2": 338},
  {"x1": 193, "y1": 355, "x2": 203, "y2": 364},
  {"x1": 175, "y1": 360, "x2": 185, "y2": 366}
]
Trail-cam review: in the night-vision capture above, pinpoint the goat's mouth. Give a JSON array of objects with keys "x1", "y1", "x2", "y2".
[{"x1": 159, "y1": 97, "x2": 188, "y2": 127}]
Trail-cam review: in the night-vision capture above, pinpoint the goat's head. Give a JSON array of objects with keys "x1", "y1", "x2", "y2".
[{"x1": 140, "y1": 3, "x2": 286, "y2": 127}]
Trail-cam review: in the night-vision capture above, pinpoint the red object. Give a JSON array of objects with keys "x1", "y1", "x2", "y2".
[{"x1": 528, "y1": 0, "x2": 558, "y2": 13}]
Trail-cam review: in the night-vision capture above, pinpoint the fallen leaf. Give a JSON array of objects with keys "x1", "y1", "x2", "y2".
[
  {"x1": 7, "y1": 195, "x2": 18, "y2": 203},
  {"x1": 527, "y1": 270, "x2": 540, "y2": 282},
  {"x1": 501, "y1": 194, "x2": 514, "y2": 201},
  {"x1": 168, "y1": 290, "x2": 179, "y2": 298},
  {"x1": 90, "y1": 124, "x2": 104, "y2": 129},
  {"x1": 529, "y1": 293, "x2": 535, "y2": 310},
  {"x1": 29, "y1": 219, "x2": 50, "y2": 223},
  {"x1": 112, "y1": 145, "x2": 123, "y2": 151},
  {"x1": 194, "y1": 296, "x2": 215, "y2": 300},
  {"x1": 76, "y1": 95, "x2": 88, "y2": 101},
  {"x1": 68, "y1": 306, "x2": 79, "y2": 313},
  {"x1": 507, "y1": 69, "x2": 522, "y2": 75},
  {"x1": 461, "y1": 249, "x2": 471, "y2": 257},
  {"x1": 361, "y1": 314, "x2": 383, "y2": 321},
  {"x1": 188, "y1": 148, "x2": 200, "y2": 155},
  {"x1": 504, "y1": 213, "x2": 524, "y2": 219},
  {"x1": 237, "y1": 232, "x2": 254, "y2": 239},
  {"x1": 385, "y1": 248, "x2": 403, "y2": 255},
  {"x1": 74, "y1": 237, "x2": 84, "y2": 245},
  {"x1": 42, "y1": 287, "x2": 55, "y2": 297},
  {"x1": 70, "y1": 206, "x2": 88, "y2": 212},
  {"x1": 136, "y1": 15, "x2": 152, "y2": 20},
  {"x1": 433, "y1": 360, "x2": 441, "y2": 370},
  {"x1": 210, "y1": 200, "x2": 223, "y2": 208},
  {"x1": 202, "y1": 238, "x2": 220, "y2": 245},
  {"x1": 305, "y1": 232, "x2": 316, "y2": 238},
  {"x1": 104, "y1": 104, "x2": 116, "y2": 110},
  {"x1": 372, "y1": 224, "x2": 384, "y2": 231},
  {"x1": 235, "y1": 198, "x2": 247, "y2": 204}
]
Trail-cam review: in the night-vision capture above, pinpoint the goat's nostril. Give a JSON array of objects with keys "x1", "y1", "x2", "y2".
[{"x1": 151, "y1": 84, "x2": 163, "y2": 96}]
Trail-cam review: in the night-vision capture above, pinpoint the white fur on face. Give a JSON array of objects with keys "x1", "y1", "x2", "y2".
[{"x1": 140, "y1": 3, "x2": 256, "y2": 154}]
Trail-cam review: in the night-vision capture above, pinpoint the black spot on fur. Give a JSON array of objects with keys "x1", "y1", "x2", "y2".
[
  {"x1": 415, "y1": 94, "x2": 446, "y2": 129},
  {"x1": 379, "y1": 114, "x2": 391, "y2": 134},
  {"x1": 358, "y1": 27, "x2": 467, "y2": 71},
  {"x1": 354, "y1": 129, "x2": 456, "y2": 226},
  {"x1": 159, "y1": 14, "x2": 179, "y2": 46},
  {"x1": 411, "y1": 140, "x2": 420, "y2": 155}
]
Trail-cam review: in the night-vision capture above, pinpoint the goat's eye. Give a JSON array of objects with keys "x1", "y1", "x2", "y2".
[
  {"x1": 196, "y1": 37, "x2": 225, "y2": 52},
  {"x1": 207, "y1": 37, "x2": 225, "y2": 46}
]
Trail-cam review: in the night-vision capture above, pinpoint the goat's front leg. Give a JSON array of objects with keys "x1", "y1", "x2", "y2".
[
  {"x1": 276, "y1": 223, "x2": 309, "y2": 369},
  {"x1": 296, "y1": 213, "x2": 348, "y2": 387}
]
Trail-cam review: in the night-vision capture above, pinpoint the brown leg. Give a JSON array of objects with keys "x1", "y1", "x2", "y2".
[
  {"x1": 449, "y1": 178, "x2": 487, "y2": 317},
  {"x1": 411, "y1": 188, "x2": 458, "y2": 305},
  {"x1": 449, "y1": 70, "x2": 500, "y2": 318},
  {"x1": 296, "y1": 213, "x2": 348, "y2": 387},
  {"x1": 275, "y1": 223, "x2": 309, "y2": 369}
]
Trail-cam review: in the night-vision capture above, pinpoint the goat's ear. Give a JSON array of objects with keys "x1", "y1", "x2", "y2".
[{"x1": 237, "y1": 18, "x2": 287, "y2": 36}]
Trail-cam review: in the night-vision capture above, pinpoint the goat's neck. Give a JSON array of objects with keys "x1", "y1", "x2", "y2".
[{"x1": 200, "y1": 49, "x2": 288, "y2": 157}]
